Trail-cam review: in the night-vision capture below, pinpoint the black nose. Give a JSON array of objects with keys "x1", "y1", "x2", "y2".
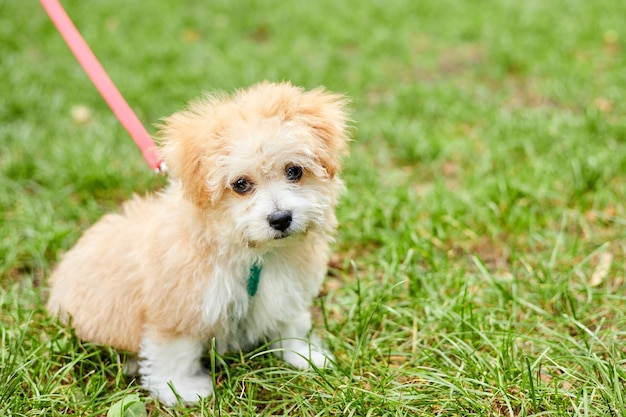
[{"x1": 267, "y1": 210, "x2": 292, "y2": 232}]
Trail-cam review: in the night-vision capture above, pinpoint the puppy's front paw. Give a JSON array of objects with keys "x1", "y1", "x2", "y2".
[
  {"x1": 143, "y1": 374, "x2": 213, "y2": 406},
  {"x1": 139, "y1": 335, "x2": 210, "y2": 405},
  {"x1": 308, "y1": 348, "x2": 335, "y2": 369},
  {"x1": 275, "y1": 339, "x2": 335, "y2": 370},
  {"x1": 287, "y1": 347, "x2": 335, "y2": 370}
]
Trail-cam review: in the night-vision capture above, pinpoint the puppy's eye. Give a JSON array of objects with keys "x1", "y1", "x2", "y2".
[
  {"x1": 232, "y1": 177, "x2": 254, "y2": 194},
  {"x1": 285, "y1": 165, "x2": 303, "y2": 182}
]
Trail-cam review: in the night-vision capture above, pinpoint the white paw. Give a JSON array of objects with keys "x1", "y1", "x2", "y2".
[
  {"x1": 308, "y1": 348, "x2": 335, "y2": 369},
  {"x1": 138, "y1": 335, "x2": 210, "y2": 405},
  {"x1": 143, "y1": 374, "x2": 213, "y2": 406},
  {"x1": 277, "y1": 340, "x2": 335, "y2": 370}
]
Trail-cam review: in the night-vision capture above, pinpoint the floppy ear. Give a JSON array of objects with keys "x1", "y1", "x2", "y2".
[
  {"x1": 157, "y1": 99, "x2": 226, "y2": 207},
  {"x1": 296, "y1": 88, "x2": 351, "y2": 178}
]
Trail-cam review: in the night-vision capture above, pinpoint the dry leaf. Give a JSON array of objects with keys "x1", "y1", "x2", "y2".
[{"x1": 589, "y1": 252, "x2": 613, "y2": 287}]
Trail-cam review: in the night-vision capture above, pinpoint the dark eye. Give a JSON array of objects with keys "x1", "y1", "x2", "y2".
[
  {"x1": 285, "y1": 165, "x2": 303, "y2": 182},
  {"x1": 232, "y1": 177, "x2": 254, "y2": 194}
]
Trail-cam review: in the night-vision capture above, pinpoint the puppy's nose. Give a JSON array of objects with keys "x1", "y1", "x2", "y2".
[{"x1": 268, "y1": 210, "x2": 292, "y2": 232}]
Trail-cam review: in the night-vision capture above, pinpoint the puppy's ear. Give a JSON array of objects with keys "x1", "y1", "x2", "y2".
[
  {"x1": 256, "y1": 82, "x2": 350, "y2": 178},
  {"x1": 297, "y1": 87, "x2": 351, "y2": 178},
  {"x1": 157, "y1": 99, "x2": 226, "y2": 207}
]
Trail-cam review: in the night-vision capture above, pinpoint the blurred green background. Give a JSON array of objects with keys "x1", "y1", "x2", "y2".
[{"x1": 1, "y1": 0, "x2": 626, "y2": 415}]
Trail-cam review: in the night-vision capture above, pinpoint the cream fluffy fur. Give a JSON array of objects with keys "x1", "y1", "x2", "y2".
[{"x1": 46, "y1": 82, "x2": 350, "y2": 406}]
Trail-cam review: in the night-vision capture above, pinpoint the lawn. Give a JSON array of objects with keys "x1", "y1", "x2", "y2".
[{"x1": 2, "y1": 0, "x2": 626, "y2": 415}]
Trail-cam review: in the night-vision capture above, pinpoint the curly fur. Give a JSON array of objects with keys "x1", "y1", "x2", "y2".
[{"x1": 47, "y1": 81, "x2": 350, "y2": 405}]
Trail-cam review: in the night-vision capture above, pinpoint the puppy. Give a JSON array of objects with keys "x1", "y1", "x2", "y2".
[{"x1": 47, "y1": 81, "x2": 350, "y2": 405}]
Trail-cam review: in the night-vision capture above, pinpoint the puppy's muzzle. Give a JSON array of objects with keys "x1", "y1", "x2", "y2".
[{"x1": 267, "y1": 210, "x2": 292, "y2": 232}]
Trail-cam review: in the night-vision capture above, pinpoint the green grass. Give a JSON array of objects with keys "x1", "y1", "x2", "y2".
[{"x1": 2, "y1": 0, "x2": 626, "y2": 415}]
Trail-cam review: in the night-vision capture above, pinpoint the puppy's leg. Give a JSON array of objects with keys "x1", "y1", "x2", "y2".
[
  {"x1": 139, "y1": 335, "x2": 212, "y2": 406},
  {"x1": 272, "y1": 311, "x2": 334, "y2": 370}
]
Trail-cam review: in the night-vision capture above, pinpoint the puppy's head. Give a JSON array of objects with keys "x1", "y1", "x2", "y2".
[{"x1": 158, "y1": 81, "x2": 350, "y2": 246}]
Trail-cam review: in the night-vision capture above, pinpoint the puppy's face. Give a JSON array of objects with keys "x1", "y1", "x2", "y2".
[{"x1": 159, "y1": 82, "x2": 350, "y2": 246}]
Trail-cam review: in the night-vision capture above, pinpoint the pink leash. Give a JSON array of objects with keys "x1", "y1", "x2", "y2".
[{"x1": 40, "y1": 0, "x2": 165, "y2": 173}]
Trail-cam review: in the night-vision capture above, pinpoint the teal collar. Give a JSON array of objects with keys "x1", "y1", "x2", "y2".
[{"x1": 247, "y1": 264, "x2": 262, "y2": 297}]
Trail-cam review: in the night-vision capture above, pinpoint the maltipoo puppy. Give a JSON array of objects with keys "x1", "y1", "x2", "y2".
[{"x1": 47, "y1": 81, "x2": 350, "y2": 405}]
